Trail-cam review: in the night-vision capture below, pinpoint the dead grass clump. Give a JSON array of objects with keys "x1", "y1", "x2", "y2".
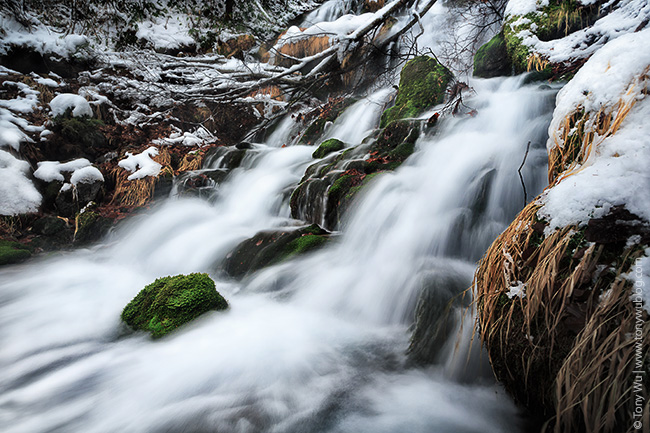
[{"x1": 474, "y1": 199, "x2": 649, "y2": 432}]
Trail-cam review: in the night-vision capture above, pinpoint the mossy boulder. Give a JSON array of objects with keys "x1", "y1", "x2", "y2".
[
  {"x1": 223, "y1": 224, "x2": 329, "y2": 278},
  {"x1": 121, "y1": 273, "x2": 228, "y2": 339},
  {"x1": 473, "y1": 31, "x2": 511, "y2": 78},
  {"x1": 312, "y1": 138, "x2": 345, "y2": 159},
  {"x1": 0, "y1": 240, "x2": 32, "y2": 266},
  {"x1": 380, "y1": 56, "x2": 452, "y2": 128}
]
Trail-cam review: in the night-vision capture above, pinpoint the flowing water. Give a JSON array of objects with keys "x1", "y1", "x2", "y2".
[
  {"x1": 0, "y1": 1, "x2": 561, "y2": 431},
  {"x1": 0, "y1": 76, "x2": 557, "y2": 433}
]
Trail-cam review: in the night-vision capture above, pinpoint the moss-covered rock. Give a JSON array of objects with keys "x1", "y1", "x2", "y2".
[
  {"x1": 0, "y1": 240, "x2": 32, "y2": 266},
  {"x1": 121, "y1": 273, "x2": 228, "y2": 339},
  {"x1": 473, "y1": 31, "x2": 511, "y2": 78},
  {"x1": 312, "y1": 138, "x2": 345, "y2": 159},
  {"x1": 74, "y1": 210, "x2": 113, "y2": 245},
  {"x1": 380, "y1": 56, "x2": 452, "y2": 128},
  {"x1": 223, "y1": 224, "x2": 330, "y2": 278}
]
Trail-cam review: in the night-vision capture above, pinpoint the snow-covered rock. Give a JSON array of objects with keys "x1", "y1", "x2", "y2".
[
  {"x1": 0, "y1": 150, "x2": 42, "y2": 215},
  {"x1": 49, "y1": 94, "x2": 93, "y2": 118}
]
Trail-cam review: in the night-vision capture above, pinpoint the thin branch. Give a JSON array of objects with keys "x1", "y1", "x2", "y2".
[{"x1": 518, "y1": 141, "x2": 531, "y2": 207}]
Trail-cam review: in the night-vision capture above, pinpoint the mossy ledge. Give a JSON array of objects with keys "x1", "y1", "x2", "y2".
[
  {"x1": 121, "y1": 273, "x2": 228, "y2": 339},
  {"x1": 473, "y1": 31, "x2": 511, "y2": 78},
  {"x1": 0, "y1": 240, "x2": 32, "y2": 266},
  {"x1": 380, "y1": 56, "x2": 452, "y2": 128}
]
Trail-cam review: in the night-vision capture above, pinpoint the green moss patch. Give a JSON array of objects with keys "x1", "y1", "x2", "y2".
[
  {"x1": 312, "y1": 138, "x2": 345, "y2": 159},
  {"x1": 380, "y1": 56, "x2": 452, "y2": 128},
  {"x1": 0, "y1": 240, "x2": 32, "y2": 266},
  {"x1": 121, "y1": 273, "x2": 228, "y2": 339},
  {"x1": 473, "y1": 31, "x2": 511, "y2": 78}
]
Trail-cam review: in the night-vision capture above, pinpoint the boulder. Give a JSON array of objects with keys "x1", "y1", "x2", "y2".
[{"x1": 121, "y1": 273, "x2": 228, "y2": 339}]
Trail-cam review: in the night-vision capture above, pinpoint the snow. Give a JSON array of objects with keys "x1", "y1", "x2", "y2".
[
  {"x1": 539, "y1": 30, "x2": 650, "y2": 231},
  {"x1": 152, "y1": 126, "x2": 215, "y2": 147},
  {"x1": 136, "y1": 16, "x2": 197, "y2": 52},
  {"x1": 118, "y1": 147, "x2": 162, "y2": 180},
  {"x1": 49, "y1": 94, "x2": 93, "y2": 118},
  {"x1": 276, "y1": 12, "x2": 378, "y2": 47},
  {"x1": 32, "y1": 75, "x2": 60, "y2": 87},
  {"x1": 506, "y1": 281, "x2": 527, "y2": 299},
  {"x1": 505, "y1": 0, "x2": 548, "y2": 17},
  {"x1": 70, "y1": 166, "x2": 104, "y2": 186},
  {"x1": 0, "y1": 82, "x2": 39, "y2": 113},
  {"x1": 0, "y1": 110, "x2": 32, "y2": 151},
  {"x1": 0, "y1": 150, "x2": 42, "y2": 215},
  {"x1": 0, "y1": 12, "x2": 89, "y2": 57},
  {"x1": 34, "y1": 159, "x2": 95, "y2": 183}
]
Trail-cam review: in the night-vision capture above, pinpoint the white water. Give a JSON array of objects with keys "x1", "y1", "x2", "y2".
[{"x1": 0, "y1": 76, "x2": 556, "y2": 433}]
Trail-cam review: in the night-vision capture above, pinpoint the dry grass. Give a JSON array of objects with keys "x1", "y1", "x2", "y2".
[
  {"x1": 110, "y1": 147, "x2": 173, "y2": 208},
  {"x1": 528, "y1": 53, "x2": 549, "y2": 73},
  {"x1": 474, "y1": 198, "x2": 649, "y2": 432},
  {"x1": 548, "y1": 67, "x2": 649, "y2": 184}
]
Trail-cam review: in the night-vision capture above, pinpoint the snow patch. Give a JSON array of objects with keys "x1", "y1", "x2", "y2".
[
  {"x1": 136, "y1": 16, "x2": 197, "y2": 52},
  {"x1": 152, "y1": 126, "x2": 215, "y2": 147},
  {"x1": 118, "y1": 147, "x2": 162, "y2": 180},
  {"x1": 0, "y1": 150, "x2": 41, "y2": 215},
  {"x1": 34, "y1": 159, "x2": 102, "y2": 185},
  {"x1": 49, "y1": 94, "x2": 93, "y2": 118},
  {"x1": 506, "y1": 281, "x2": 527, "y2": 299}
]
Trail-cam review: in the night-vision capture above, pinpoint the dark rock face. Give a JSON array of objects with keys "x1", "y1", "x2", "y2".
[
  {"x1": 473, "y1": 32, "x2": 511, "y2": 78},
  {"x1": 222, "y1": 224, "x2": 330, "y2": 279},
  {"x1": 121, "y1": 273, "x2": 229, "y2": 339}
]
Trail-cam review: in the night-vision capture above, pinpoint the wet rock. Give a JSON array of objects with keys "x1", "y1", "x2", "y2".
[
  {"x1": 73, "y1": 210, "x2": 113, "y2": 245},
  {"x1": 223, "y1": 225, "x2": 330, "y2": 279},
  {"x1": 312, "y1": 138, "x2": 345, "y2": 159},
  {"x1": 121, "y1": 273, "x2": 228, "y2": 339},
  {"x1": 291, "y1": 120, "x2": 420, "y2": 230}
]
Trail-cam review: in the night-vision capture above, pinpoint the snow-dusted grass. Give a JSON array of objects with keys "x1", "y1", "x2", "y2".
[
  {"x1": 539, "y1": 29, "x2": 650, "y2": 231},
  {"x1": 0, "y1": 150, "x2": 42, "y2": 215},
  {"x1": 504, "y1": 0, "x2": 650, "y2": 65}
]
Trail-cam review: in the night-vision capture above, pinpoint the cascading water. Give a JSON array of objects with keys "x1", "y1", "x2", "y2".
[
  {"x1": 0, "y1": 75, "x2": 557, "y2": 432},
  {"x1": 0, "y1": 0, "x2": 561, "y2": 430}
]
